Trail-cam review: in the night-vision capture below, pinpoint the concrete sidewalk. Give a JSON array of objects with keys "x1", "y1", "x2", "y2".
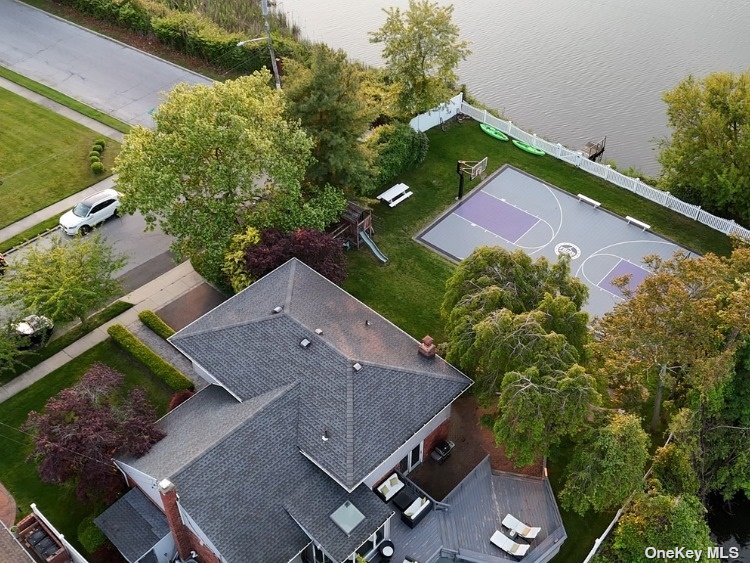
[
  {"x1": 0, "y1": 260, "x2": 204, "y2": 404},
  {"x1": 0, "y1": 76, "x2": 125, "y2": 141},
  {"x1": 0, "y1": 176, "x2": 116, "y2": 245}
]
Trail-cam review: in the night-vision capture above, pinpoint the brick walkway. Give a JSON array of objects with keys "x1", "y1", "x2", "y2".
[{"x1": 0, "y1": 481, "x2": 16, "y2": 527}]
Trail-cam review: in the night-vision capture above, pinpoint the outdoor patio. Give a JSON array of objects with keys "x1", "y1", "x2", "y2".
[
  {"x1": 379, "y1": 459, "x2": 565, "y2": 563},
  {"x1": 372, "y1": 397, "x2": 563, "y2": 563}
]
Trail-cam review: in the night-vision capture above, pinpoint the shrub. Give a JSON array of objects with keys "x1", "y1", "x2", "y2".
[
  {"x1": 94, "y1": 138, "x2": 107, "y2": 147},
  {"x1": 90, "y1": 147, "x2": 102, "y2": 156},
  {"x1": 89, "y1": 155, "x2": 101, "y2": 163},
  {"x1": 93, "y1": 142, "x2": 105, "y2": 152},
  {"x1": 138, "y1": 310, "x2": 175, "y2": 339},
  {"x1": 107, "y1": 324, "x2": 193, "y2": 390},
  {"x1": 78, "y1": 516, "x2": 106, "y2": 554},
  {"x1": 91, "y1": 162, "x2": 105, "y2": 174},
  {"x1": 169, "y1": 389, "x2": 194, "y2": 410},
  {"x1": 368, "y1": 122, "x2": 429, "y2": 189}
]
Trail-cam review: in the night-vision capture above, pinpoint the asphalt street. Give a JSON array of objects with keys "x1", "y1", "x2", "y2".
[{"x1": 0, "y1": 0, "x2": 211, "y2": 126}]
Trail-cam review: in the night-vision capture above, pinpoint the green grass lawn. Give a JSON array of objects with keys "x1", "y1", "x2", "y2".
[
  {"x1": 343, "y1": 120, "x2": 733, "y2": 562},
  {"x1": 0, "y1": 340, "x2": 172, "y2": 554},
  {"x1": 0, "y1": 87, "x2": 120, "y2": 229},
  {"x1": 343, "y1": 120, "x2": 732, "y2": 342}
]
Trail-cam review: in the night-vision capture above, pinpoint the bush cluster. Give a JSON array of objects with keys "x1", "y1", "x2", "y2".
[
  {"x1": 107, "y1": 324, "x2": 193, "y2": 391},
  {"x1": 89, "y1": 138, "x2": 107, "y2": 173},
  {"x1": 367, "y1": 122, "x2": 429, "y2": 189},
  {"x1": 77, "y1": 516, "x2": 106, "y2": 554},
  {"x1": 55, "y1": 0, "x2": 304, "y2": 73},
  {"x1": 138, "y1": 310, "x2": 176, "y2": 339}
]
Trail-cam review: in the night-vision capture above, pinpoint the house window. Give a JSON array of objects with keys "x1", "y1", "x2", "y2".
[
  {"x1": 399, "y1": 441, "x2": 423, "y2": 474},
  {"x1": 349, "y1": 521, "x2": 388, "y2": 562},
  {"x1": 309, "y1": 544, "x2": 335, "y2": 563}
]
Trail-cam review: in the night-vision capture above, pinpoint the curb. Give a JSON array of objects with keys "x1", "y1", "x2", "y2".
[{"x1": 11, "y1": 0, "x2": 214, "y2": 110}]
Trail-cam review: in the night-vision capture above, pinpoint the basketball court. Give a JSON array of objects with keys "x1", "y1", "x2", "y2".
[{"x1": 416, "y1": 165, "x2": 693, "y2": 318}]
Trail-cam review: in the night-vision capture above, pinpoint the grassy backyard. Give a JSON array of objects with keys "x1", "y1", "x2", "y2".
[
  {"x1": 343, "y1": 120, "x2": 733, "y2": 562},
  {"x1": 0, "y1": 87, "x2": 120, "y2": 229},
  {"x1": 343, "y1": 119, "x2": 732, "y2": 341},
  {"x1": 0, "y1": 340, "x2": 172, "y2": 554}
]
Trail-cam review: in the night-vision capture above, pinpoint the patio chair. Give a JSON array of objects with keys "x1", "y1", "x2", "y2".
[
  {"x1": 491, "y1": 530, "x2": 530, "y2": 557},
  {"x1": 376, "y1": 473, "x2": 405, "y2": 502},
  {"x1": 502, "y1": 513, "x2": 541, "y2": 540}
]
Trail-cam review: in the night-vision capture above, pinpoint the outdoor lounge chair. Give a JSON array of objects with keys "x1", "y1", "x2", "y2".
[
  {"x1": 502, "y1": 513, "x2": 541, "y2": 540},
  {"x1": 401, "y1": 496, "x2": 432, "y2": 528},
  {"x1": 491, "y1": 530, "x2": 530, "y2": 557},
  {"x1": 376, "y1": 473, "x2": 405, "y2": 502}
]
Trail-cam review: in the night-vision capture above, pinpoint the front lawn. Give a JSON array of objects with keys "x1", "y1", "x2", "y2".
[
  {"x1": 0, "y1": 339, "x2": 172, "y2": 554},
  {"x1": 0, "y1": 87, "x2": 120, "y2": 229},
  {"x1": 343, "y1": 120, "x2": 732, "y2": 341}
]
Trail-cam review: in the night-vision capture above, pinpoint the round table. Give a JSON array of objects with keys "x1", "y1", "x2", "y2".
[{"x1": 379, "y1": 539, "x2": 395, "y2": 561}]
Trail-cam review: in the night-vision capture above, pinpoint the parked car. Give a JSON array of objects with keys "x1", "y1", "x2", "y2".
[
  {"x1": 59, "y1": 188, "x2": 121, "y2": 236},
  {"x1": 14, "y1": 315, "x2": 54, "y2": 349}
]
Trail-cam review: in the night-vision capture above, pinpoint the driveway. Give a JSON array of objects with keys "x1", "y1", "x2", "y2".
[
  {"x1": 0, "y1": 0, "x2": 211, "y2": 126},
  {"x1": 6, "y1": 211, "x2": 174, "y2": 284}
]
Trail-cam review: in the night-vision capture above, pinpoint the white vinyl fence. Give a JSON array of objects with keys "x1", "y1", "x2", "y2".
[{"x1": 411, "y1": 99, "x2": 750, "y2": 241}]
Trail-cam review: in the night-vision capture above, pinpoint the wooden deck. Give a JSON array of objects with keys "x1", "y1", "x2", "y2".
[{"x1": 382, "y1": 458, "x2": 566, "y2": 563}]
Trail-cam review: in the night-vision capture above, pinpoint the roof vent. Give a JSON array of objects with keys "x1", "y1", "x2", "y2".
[
  {"x1": 322, "y1": 429, "x2": 330, "y2": 442},
  {"x1": 300, "y1": 338, "x2": 311, "y2": 348},
  {"x1": 353, "y1": 362, "x2": 362, "y2": 372},
  {"x1": 365, "y1": 319, "x2": 371, "y2": 326},
  {"x1": 315, "y1": 328, "x2": 323, "y2": 335},
  {"x1": 272, "y1": 306, "x2": 283, "y2": 314}
]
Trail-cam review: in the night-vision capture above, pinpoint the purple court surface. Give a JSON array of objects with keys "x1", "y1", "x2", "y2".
[
  {"x1": 598, "y1": 260, "x2": 651, "y2": 297},
  {"x1": 454, "y1": 191, "x2": 538, "y2": 242}
]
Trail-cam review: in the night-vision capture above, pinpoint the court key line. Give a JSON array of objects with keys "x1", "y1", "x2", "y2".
[{"x1": 477, "y1": 190, "x2": 556, "y2": 251}]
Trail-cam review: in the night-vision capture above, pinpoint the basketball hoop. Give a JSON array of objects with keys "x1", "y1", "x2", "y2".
[{"x1": 456, "y1": 157, "x2": 488, "y2": 199}]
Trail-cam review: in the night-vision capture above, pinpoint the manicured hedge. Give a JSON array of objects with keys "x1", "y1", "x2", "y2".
[
  {"x1": 138, "y1": 310, "x2": 175, "y2": 339},
  {"x1": 107, "y1": 324, "x2": 193, "y2": 391},
  {"x1": 54, "y1": 0, "x2": 304, "y2": 74}
]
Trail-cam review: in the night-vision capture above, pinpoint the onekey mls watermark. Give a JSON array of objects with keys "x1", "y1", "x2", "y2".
[{"x1": 645, "y1": 546, "x2": 740, "y2": 561}]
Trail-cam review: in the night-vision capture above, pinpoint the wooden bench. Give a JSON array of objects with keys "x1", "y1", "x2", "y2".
[
  {"x1": 626, "y1": 216, "x2": 651, "y2": 231},
  {"x1": 378, "y1": 183, "x2": 413, "y2": 208},
  {"x1": 577, "y1": 193, "x2": 601, "y2": 208}
]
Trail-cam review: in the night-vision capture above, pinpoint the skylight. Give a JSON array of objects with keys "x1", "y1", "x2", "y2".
[{"x1": 330, "y1": 501, "x2": 365, "y2": 535}]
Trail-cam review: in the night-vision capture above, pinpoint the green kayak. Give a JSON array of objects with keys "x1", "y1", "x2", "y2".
[
  {"x1": 512, "y1": 139, "x2": 546, "y2": 156},
  {"x1": 480, "y1": 123, "x2": 509, "y2": 141}
]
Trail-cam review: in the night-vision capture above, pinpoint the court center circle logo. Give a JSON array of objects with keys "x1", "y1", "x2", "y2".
[{"x1": 555, "y1": 242, "x2": 581, "y2": 259}]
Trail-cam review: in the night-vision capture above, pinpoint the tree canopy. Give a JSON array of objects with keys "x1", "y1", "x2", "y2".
[
  {"x1": 442, "y1": 246, "x2": 597, "y2": 466},
  {"x1": 659, "y1": 71, "x2": 750, "y2": 224},
  {"x1": 592, "y1": 247, "x2": 750, "y2": 430},
  {"x1": 115, "y1": 71, "x2": 345, "y2": 283},
  {"x1": 560, "y1": 413, "x2": 650, "y2": 515},
  {"x1": 611, "y1": 490, "x2": 716, "y2": 563},
  {"x1": 0, "y1": 328, "x2": 21, "y2": 377},
  {"x1": 284, "y1": 45, "x2": 374, "y2": 193},
  {"x1": 370, "y1": 0, "x2": 471, "y2": 114},
  {"x1": 225, "y1": 228, "x2": 347, "y2": 293},
  {"x1": 23, "y1": 363, "x2": 163, "y2": 501},
  {"x1": 0, "y1": 234, "x2": 125, "y2": 326}
]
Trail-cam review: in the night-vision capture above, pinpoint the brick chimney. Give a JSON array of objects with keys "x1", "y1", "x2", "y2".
[
  {"x1": 159, "y1": 479, "x2": 192, "y2": 561},
  {"x1": 418, "y1": 335, "x2": 436, "y2": 358}
]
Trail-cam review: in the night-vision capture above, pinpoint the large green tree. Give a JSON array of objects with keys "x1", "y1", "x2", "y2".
[
  {"x1": 592, "y1": 248, "x2": 750, "y2": 431},
  {"x1": 284, "y1": 45, "x2": 374, "y2": 192},
  {"x1": 370, "y1": 0, "x2": 471, "y2": 114},
  {"x1": 442, "y1": 247, "x2": 598, "y2": 466},
  {"x1": 115, "y1": 71, "x2": 345, "y2": 283},
  {"x1": 611, "y1": 490, "x2": 716, "y2": 563},
  {"x1": 659, "y1": 71, "x2": 750, "y2": 223},
  {"x1": 0, "y1": 235, "x2": 125, "y2": 326},
  {"x1": 0, "y1": 328, "x2": 22, "y2": 377},
  {"x1": 560, "y1": 413, "x2": 650, "y2": 515}
]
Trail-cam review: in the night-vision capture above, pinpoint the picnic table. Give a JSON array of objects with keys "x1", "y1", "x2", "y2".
[{"x1": 378, "y1": 183, "x2": 413, "y2": 207}]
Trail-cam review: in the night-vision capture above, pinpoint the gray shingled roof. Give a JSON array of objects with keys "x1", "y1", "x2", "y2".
[
  {"x1": 163, "y1": 384, "x2": 390, "y2": 563},
  {"x1": 0, "y1": 523, "x2": 34, "y2": 563},
  {"x1": 170, "y1": 259, "x2": 471, "y2": 489},
  {"x1": 94, "y1": 488, "x2": 169, "y2": 562}
]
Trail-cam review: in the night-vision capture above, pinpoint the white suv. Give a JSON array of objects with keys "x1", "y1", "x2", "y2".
[{"x1": 59, "y1": 188, "x2": 122, "y2": 235}]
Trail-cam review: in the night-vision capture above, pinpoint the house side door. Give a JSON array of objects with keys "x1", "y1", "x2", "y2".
[{"x1": 399, "y1": 441, "x2": 423, "y2": 474}]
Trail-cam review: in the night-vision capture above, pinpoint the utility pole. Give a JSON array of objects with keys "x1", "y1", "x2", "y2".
[{"x1": 261, "y1": 0, "x2": 282, "y2": 90}]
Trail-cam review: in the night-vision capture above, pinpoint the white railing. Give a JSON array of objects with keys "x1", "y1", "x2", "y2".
[{"x1": 450, "y1": 100, "x2": 750, "y2": 242}]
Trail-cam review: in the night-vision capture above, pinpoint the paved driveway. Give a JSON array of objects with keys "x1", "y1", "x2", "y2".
[{"x1": 0, "y1": 0, "x2": 211, "y2": 126}]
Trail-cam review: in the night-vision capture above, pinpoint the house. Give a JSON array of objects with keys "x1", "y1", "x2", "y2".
[{"x1": 97, "y1": 258, "x2": 475, "y2": 563}]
